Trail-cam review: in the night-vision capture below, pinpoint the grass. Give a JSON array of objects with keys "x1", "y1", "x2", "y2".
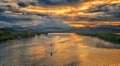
[
  {"x1": 77, "y1": 32, "x2": 120, "y2": 44},
  {"x1": 0, "y1": 30, "x2": 48, "y2": 42}
]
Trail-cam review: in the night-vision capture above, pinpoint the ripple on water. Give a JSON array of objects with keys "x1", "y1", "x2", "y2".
[{"x1": 0, "y1": 33, "x2": 120, "y2": 66}]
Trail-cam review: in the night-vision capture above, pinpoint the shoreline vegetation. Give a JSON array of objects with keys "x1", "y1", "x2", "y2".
[
  {"x1": 77, "y1": 32, "x2": 120, "y2": 44},
  {"x1": 0, "y1": 30, "x2": 48, "y2": 42},
  {"x1": 0, "y1": 29, "x2": 120, "y2": 44}
]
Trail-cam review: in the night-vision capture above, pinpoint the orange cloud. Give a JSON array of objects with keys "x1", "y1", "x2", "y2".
[
  {"x1": 65, "y1": 21, "x2": 120, "y2": 28},
  {"x1": 21, "y1": 0, "x2": 120, "y2": 16}
]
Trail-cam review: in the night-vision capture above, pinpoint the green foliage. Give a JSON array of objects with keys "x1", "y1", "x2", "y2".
[
  {"x1": 0, "y1": 30, "x2": 48, "y2": 42},
  {"x1": 77, "y1": 32, "x2": 120, "y2": 44}
]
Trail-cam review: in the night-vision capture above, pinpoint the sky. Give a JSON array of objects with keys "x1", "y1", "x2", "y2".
[{"x1": 0, "y1": 0, "x2": 120, "y2": 28}]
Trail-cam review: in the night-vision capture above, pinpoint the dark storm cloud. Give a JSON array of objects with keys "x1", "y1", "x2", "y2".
[
  {"x1": 0, "y1": 14, "x2": 32, "y2": 23},
  {"x1": 16, "y1": 0, "x2": 88, "y2": 7},
  {"x1": 82, "y1": 3, "x2": 120, "y2": 21},
  {"x1": 17, "y1": 2, "x2": 29, "y2": 7},
  {"x1": 88, "y1": 3, "x2": 120, "y2": 13},
  {"x1": 37, "y1": 0, "x2": 80, "y2": 6}
]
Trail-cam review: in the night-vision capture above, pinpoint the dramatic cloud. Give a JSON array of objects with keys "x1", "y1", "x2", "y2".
[
  {"x1": 17, "y1": 2, "x2": 29, "y2": 7},
  {"x1": 37, "y1": 0, "x2": 81, "y2": 6},
  {"x1": 0, "y1": 14, "x2": 32, "y2": 23},
  {"x1": 88, "y1": 3, "x2": 120, "y2": 13},
  {"x1": 57, "y1": 3, "x2": 120, "y2": 22},
  {"x1": 16, "y1": 0, "x2": 88, "y2": 7},
  {"x1": 0, "y1": 13, "x2": 72, "y2": 31},
  {"x1": 86, "y1": 3, "x2": 120, "y2": 21},
  {"x1": 0, "y1": 0, "x2": 120, "y2": 29}
]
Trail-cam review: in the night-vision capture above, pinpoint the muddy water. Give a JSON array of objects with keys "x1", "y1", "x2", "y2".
[{"x1": 0, "y1": 33, "x2": 120, "y2": 66}]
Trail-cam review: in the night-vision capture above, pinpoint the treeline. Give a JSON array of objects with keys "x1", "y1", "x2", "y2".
[
  {"x1": 0, "y1": 30, "x2": 48, "y2": 41},
  {"x1": 77, "y1": 32, "x2": 120, "y2": 44}
]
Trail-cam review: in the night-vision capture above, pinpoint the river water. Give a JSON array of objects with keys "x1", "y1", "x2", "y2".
[{"x1": 0, "y1": 33, "x2": 120, "y2": 66}]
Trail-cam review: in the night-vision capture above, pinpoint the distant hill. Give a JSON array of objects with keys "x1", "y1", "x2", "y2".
[{"x1": 67, "y1": 25, "x2": 120, "y2": 33}]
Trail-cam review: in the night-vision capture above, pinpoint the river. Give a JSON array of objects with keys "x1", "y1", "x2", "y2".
[{"x1": 0, "y1": 33, "x2": 120, "y2": 66}]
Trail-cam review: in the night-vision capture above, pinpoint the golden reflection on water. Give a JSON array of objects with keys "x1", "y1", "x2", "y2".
[
  {"x1": 38, "y1": 33, "x2": 120, "y2": 66},
  {"x1": 0, "y1": 33, "x2": 120, "y2": 66}
]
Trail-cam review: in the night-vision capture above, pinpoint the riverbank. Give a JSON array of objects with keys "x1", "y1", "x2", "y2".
[
  {"x1": 77, "y1": 32, "x2": 120, "y2": 44},
  {"x1": 0, "y1": 30, "x2": 48, "y2": 42}
]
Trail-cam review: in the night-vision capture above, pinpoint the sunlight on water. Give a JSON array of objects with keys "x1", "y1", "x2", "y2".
[{"x1": 0, "y1": 33, "x2": 120, "y2": 66}]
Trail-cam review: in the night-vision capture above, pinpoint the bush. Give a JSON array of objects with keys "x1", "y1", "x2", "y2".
[
  {"x1": 77, "y1": 32, "x2": 120, "y2": 44},
  {"x1": 0, "y1": 30, "x2": 47, "y2": 42}
]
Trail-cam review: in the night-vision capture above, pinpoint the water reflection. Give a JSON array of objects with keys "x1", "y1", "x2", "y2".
[
  {"x1": 0, "y1": 33, "x2": 120, "y2": 66},
  {"x1": 82, "y1": 36, "x2": 120, "y2": 49}
]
